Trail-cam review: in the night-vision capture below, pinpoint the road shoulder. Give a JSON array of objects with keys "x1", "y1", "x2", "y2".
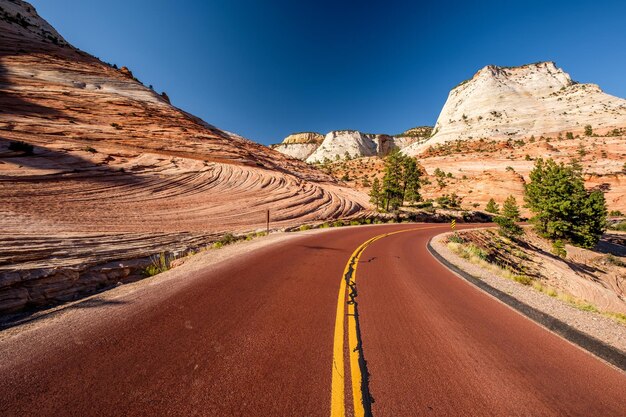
[{"x1": 428, "y1": 232, "x2": 626, "y2": 372}]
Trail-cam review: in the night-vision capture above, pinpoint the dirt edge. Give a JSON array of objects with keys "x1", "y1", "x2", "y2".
[{"x1": 427, "y1": 235, "x2": 626, "y2": 372}]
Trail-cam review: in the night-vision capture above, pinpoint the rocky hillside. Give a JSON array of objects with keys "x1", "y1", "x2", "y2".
[
  {"x1": 273, "y1": 127, "x2": 432, "y2": 162},
  {"x1": 0, "y1": 0, "x2": 367, "y2": 315},
  {"x1": 403, "y1": 62, "x2": 626, "y2": 155}
]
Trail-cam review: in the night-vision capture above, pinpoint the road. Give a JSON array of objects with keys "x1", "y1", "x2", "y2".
[{"x1": 1, "y1": 224, "x2": 624, "y2": 416}]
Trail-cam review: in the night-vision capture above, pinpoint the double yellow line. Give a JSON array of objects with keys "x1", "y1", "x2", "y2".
[{"x1": 330, "y1": 226, "x2": 436, "y2": 417}]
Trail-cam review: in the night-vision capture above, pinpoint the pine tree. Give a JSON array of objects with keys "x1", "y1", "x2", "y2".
[
  {"x1": 502, "y1": 195, "x2": 520, "y2": 222},
  {"x1": 494, "y1": 195, "x2": 523, "y2": 237},
  {"x1": 402, "y1": 157, "x2": 422, "y2": 204},
  {"x1": 485, "y1": 198, "x2": 499, "y2": 214},
  {"x1": 382, "y1": 150, "x2": 404, "y2": 211},
  {"x1": 369, "y1": 177, "x2": 381, "y2": 210},
  {"x1": 524, "y1": 158, "x2": 607, "y2": 248}
]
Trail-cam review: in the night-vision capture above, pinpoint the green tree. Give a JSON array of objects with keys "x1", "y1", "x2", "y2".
[
  {"x1": 494, "y1": 195, "x2": 523, "y2": 237},
  {"x1": 402, "y1": 157, "x2": 422, "y2": 204},
  {"x1": 524, "y1": 158, "x2": 607, "y2": 248},
  {"x1": 584, "y1": 125, "x2": 593, "y2": 136},
  {"x1": 369, "y1": 177, "x2": 381, "y2": 210},
  {"x1": 485, "y1": 198, "x2": 500, "y2": 214},
  {"x1": 502, "y1": 195, "x2": 521, "y2": 221},
  {"x1": 382, "y1": 150, "x2": 405, "y2": 210}
]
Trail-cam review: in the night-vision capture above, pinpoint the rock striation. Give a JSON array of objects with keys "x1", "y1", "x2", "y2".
[
  {"x1": 0, "y1": 0, "x2": 368, "y2": 316},
  {"x1": 403, "y1": 62, "x2": 626, "y2": 155}
]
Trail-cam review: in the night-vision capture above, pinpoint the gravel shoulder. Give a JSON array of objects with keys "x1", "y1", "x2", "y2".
[{"x1": 430, "y1": 231, "x2": 626, "y2": 354}]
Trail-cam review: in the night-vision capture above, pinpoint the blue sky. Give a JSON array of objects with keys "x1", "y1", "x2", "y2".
[{"x1": 33, "y1": 0, "x2": 626, "y2": 145}]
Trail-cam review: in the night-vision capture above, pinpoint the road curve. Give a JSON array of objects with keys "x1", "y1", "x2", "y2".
[{"x1": 0, "y1": 224, "x2": 624, "y2": 416}]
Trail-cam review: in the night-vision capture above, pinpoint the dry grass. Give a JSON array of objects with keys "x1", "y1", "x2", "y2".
[{"x1": 447, "y1": 236, "x2": 626, "y2": 325}]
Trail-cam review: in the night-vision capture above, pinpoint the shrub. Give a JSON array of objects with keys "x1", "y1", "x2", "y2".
[
  {"x1": 584, "y1": 125, "x2": 593, "y2": 136},
  {"x1": 525, "y1": 158, "x2": 607, "y2": 248},
  {"x1": 552, "y1": 240, "x2": 567, "y2": 258},
  {"x1": 485, "y1": 198, "x2": 499, "y2": 214},
  {"x1": 144, "y1": 253, "x2": 170, "y2": 276},
  {"x1": 494, "y1": 216, "x2": 523, "y2": 238},
  {"x1": 609, "y1": 210, "x2": 623, "y2": 217},
  {"x1": 448, "y1": 233, "x2": 465, "y2": 244},
  {"x1": 566, "y1": 132, "x2": 574, "y2": 140},
  {"x1": 8, "y1": 140, "x2": 34, "y2": 155},
  {"x1": 299, "y1": 224, "x2": 312, "y2": 231},
  {"x1": 609, "y1": 221, "x2": 626, "y2": 231},
  {"x1": 436, "y1": 193, "x2": 461, "y2": 209}
]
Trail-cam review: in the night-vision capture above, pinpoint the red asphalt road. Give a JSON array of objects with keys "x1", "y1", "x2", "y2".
[{"x1": 0, "y1": 224, "x2": 625, "y2": 416}]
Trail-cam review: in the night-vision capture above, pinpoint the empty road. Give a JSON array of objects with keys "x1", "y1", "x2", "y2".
[{"x1": 1, "y1": 224, "x2": 624, "y2": 416}]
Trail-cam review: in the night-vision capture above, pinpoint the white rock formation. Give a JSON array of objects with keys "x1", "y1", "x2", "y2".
[
  {"x1": 274, "y1": 129, "x2": 433, "y2": 161},
  {"x1": 271, "y1": 132, "x2": 324, "y2": 160},
  {"x1": 305, "y1": 130, "x2": 392, "y2": 163},
  {"x1": 403, "y1": 62, "x2": 626, "y2": 155}
]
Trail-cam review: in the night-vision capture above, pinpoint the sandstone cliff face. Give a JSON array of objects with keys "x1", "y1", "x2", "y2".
[
  {"x1": 282, "y1": 132, "x2": 324, "y2": 144},
  {"x1": 270, "y1": 132, "x2": 324, "y2": 160},
  {"x1": 305, "y1": 130, "x2": 390, "y2": 163},
  {"x1": 0, "y1": 0, "x2": 367, "y2": 315},
  {"x1": 403, "y1": 62, "x2": 626, "y2": 155},
  {"x1": 274, "y1": 129, "x2": 424, "y2": 162}
]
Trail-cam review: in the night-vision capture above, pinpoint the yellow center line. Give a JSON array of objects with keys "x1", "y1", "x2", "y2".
[{"x1": 331, "y1": 225, "x2": 443, "y2": 417}]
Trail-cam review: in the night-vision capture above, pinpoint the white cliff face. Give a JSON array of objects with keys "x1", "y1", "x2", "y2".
[
  {"x1": 305, "y1": 130, "x2": 388, "y2": 163},
  {"x1": 271, "y1": 132, "x2": 324, "y2": 160},
  {"x1": 274, "y1": 129, "x2": 431, "y2": 161},
  {"x1": 403, "y1": 62, "x2": 626, "y2": 155},
  {"x1": 271, "y1": 142, "x2": 320, "y2": 160}
]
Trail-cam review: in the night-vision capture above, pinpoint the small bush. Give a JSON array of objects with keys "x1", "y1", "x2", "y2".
[
  {"x1": 606, "y1": 254, "x2": 625, "y2": 268},
  {"x1": 299, "y1": 224, "x2": 312, "y2": 231},
  {"x1": 144, "y1": 253, "x2": 169, "y2": 276},
  {"x1": 511, "y1": 273, "x2": 532, "y2": 285},
  {"x1": 448, "y1": 233, "x2": 465, "y2": 244},
  {"x1": 552, "y1": 240, "x2": 567, "y2": 258},
  {"x1": 609, "y1": 221, "x2": 626, "y2": 231},
  {"x1": 609, "y1": 210, "x2": 623, "y2": 217}
]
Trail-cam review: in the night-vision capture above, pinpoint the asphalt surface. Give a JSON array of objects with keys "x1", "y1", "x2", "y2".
[{"x1": 1, "y1": 224, "x2": 625, "y2": 416}]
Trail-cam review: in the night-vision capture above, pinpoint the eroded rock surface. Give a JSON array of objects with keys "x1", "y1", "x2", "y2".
[
  {"x1": 0, "y1": 0, "x2": 367, "y2": 315},
  {"x1": 403, "y1": 62, "x2": 626, "y2": 155}
]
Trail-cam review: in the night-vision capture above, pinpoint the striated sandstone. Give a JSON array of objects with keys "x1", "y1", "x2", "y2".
[{"x1": 0, "y1": 0, "x2": 368, "y2": 315}]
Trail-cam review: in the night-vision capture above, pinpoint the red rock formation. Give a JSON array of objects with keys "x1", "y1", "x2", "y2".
[{"x1": 0, "y1": 0, "x2": 367, "y2": 314}]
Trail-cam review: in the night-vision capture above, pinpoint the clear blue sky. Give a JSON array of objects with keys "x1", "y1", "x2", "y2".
[{"x1": 33, "y1": 0, "x2": 626, "y2": 145}]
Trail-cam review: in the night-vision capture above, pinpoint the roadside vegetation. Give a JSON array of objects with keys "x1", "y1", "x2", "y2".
[
  {"x1": 525, "y1": 158, "x2": 607, "y2": 253},
  {"x1": 368, "y1": 150, "x2": 422, "y2": 211},
  {"x1": 442, "y1": 157, "x2": 624, "y2": 323}
]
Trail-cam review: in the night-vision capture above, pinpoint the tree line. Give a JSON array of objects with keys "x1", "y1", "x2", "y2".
[
  {"x1": 369, "y1": 150, "x2": 422, "y2": 211},
  {"x1": 368, "y1": 152, "x2": 607, "y2": 251}
]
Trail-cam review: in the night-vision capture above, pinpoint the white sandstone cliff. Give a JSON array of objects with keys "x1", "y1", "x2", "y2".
[{"x1": 403, "y1": 62, "x2": 626, "y2": 155}]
